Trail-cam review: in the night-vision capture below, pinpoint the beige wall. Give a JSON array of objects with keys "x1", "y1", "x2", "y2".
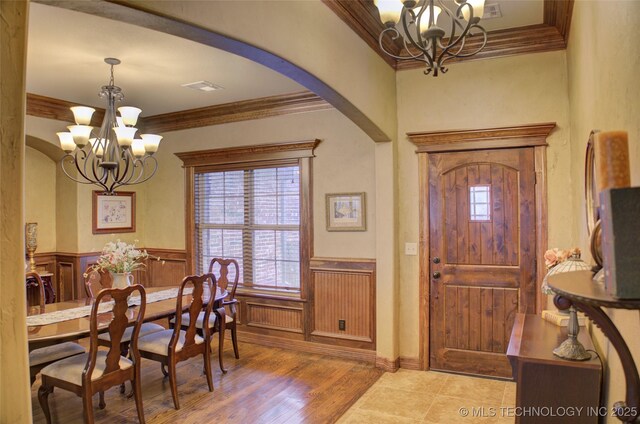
[
  {"x1": 396, "y1": 51, "x2": 573, "y2": 358},
  {"x1": 25, "y1": 146, "x2": 57, "y2": 252},
  {"x1": 143, "y1": 109, "x2": 377, "y2": 260},
  {"x1": 566, "y1": 1, "x2": 640, "y2": 420}
]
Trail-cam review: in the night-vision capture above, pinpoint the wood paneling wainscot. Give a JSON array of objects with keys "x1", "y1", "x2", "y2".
[{"x1": 309, "y1": 258, "x2": 376, "y2": 350}]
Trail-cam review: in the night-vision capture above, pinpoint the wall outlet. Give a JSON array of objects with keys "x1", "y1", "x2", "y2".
[
  {"x1": 338, "y1": 319, "x2": 346, "y2": 331},
  {"x1": 405, "y1": 242, "x2": 418, "y2": 256}
]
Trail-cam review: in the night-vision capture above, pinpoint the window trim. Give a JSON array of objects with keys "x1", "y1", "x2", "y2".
[{"x1": 177, "y1": 140, "x2": 320, "y2": 300}]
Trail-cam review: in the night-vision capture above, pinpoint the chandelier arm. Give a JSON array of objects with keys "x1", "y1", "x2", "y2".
[
  {"x1": 446, "y1": 26, "x2": 488, "y2": 58},
  {"x1": 401, "y1": 8, "x2": 429, "y2": 56},
  {"x1": 60, "y1": 153, "x2": 94, "y2": 185},
  {"x1": 116, "y1": 150, "x2": 138, "y2": 186},
  {"x1": 122, "y1": 156, "x2": 158, "y2": 186},
  {"x1": 379, "y1": 27, "x2": 427, "y2": 61}
]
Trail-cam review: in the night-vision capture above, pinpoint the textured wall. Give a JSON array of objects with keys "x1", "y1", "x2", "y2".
[
  {"x1": 566, "y1": 1, "x2": 640, "y2": 420},
  {"x1": 396, "y1": 51, "x2": 573, "y2": 358},
  {"x1": 25, "y1": 147, "x2": 57, "y2": 252}
]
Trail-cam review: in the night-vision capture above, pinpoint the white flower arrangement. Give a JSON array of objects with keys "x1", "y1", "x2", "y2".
[{"x1": 85, "y1": 240, "x2": 150, "y2": 276}]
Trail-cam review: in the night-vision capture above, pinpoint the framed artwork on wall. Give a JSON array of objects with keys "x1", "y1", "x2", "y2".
[
  {"x1": 325, "y1": 192, "x2": 366, "y2": 231},
  {"x1": 92, "y1": 191, "x2": 136, "y2": 234}
]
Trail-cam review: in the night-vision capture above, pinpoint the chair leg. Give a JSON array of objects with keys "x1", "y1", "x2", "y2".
[
  {"x1": 167, "y1": 362, "x2": 180, "y2": 410},
  {"x1": 218, "y1": 328, "x2": 227, "y2": 374},
  {"x1": 98, "y1": 391, "x2": 106, "y2": 409},
  {"x1": 37, "y1": 384, "x2": 54, "y2": 424},
  {"x1": 133, "y1": 366, "x2": 146, "y2": 424},
  {"x1": 231, "y1": 325, "x2": 239, "y2": 359},
  {"x1": 203, "y1": 347, "x2": 214, "y2": 392},
  {"x1": 82, "y1": 390, "x2": 95, "y2": 424}
]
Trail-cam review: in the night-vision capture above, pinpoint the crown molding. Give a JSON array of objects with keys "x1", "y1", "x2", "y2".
[
  {"x1": 143, "y1": 91, "x2": 332, "y2": 134},
  {"x1": 26, "y1": 91, "x2": 332, "y2": 134},
  {"x1": 323, "y1": 0, "x2": 574, "y2": 71},
  {"x1": 407, "y1": 122, "x2": 557, "y2": 153},
  {"x1": 26, "y1": 93, "x2": 106, "y2": 126},
  {"x1": 176, "y1": 139, "x2": 322, "y2": 168}
]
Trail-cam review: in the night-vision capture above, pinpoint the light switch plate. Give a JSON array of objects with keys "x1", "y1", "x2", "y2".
[{"x1": 405, "y1": 242, "x2": 417, "y2": 256}]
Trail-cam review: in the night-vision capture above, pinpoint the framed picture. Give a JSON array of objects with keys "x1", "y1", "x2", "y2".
[
  {"x1": 92, "y1": 191, "x2": 136, "y2": 234},
  {"x1": 325, "y1": 192, "x2": 366, "y2": 231}
]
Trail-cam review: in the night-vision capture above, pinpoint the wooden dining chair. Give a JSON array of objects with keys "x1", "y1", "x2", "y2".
[
  {"x1": 84, "y1": 269, "x2": 164, "y2": 393},
  {"x1": 170, "y1": 258, "x2": 239, "y2": 373},
  {"x1": 37, "y1": 285, "x2": 147, "y2": 424},
  {"x1": 27, "y1": 271, "x2": 85, "y2": 385},
  {"x1": 137, "y1": 273, "x2": 216, "y2": 410}
]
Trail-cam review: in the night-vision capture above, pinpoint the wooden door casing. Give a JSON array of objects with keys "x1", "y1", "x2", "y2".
[{"x1": 429, "y1": 148, "x2": 536, "y2": 377}]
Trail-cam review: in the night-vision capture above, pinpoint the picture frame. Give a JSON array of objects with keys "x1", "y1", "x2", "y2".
[
  {"x1": 92, "y1": 191, "x2": 136, "y2": 234},
  {"x1": 325, "y1": 192, "x2": 366, "y2": 232}
]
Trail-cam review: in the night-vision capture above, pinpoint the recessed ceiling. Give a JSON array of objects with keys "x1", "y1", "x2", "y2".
[{"x1": 26, "y1": 3, "x2": 305, "y2": 116}]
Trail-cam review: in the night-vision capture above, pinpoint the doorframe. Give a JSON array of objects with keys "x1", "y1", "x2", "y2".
[{"x1": 408, "y1": 123, "x2": 556, "y2": 371}]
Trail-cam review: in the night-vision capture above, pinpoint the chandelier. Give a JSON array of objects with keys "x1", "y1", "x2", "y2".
[
  {"x1": 57, "y1": 58, "x2": 162, "y2": 194},
  {"x1": 375, "y1": 0, "x2": 488, "y2": 76}
]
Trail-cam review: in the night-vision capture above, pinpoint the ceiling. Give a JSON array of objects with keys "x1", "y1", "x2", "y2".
[{"x1": 26, "y1": 3, "x2": 305, "y2": 117}]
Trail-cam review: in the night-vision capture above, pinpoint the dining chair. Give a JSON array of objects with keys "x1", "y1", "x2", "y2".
[
  {"x1": 170, "y1": 258, "x2": 239, "y2": 373},
  {"x1": 27, "y1": 271, "x2": 85, "y2": 385},
  {"x1": 137, "y1": 273, "x2": 216, "y2": 410},
  {"x1": 84, "y1": 269, "x2": 164, "y2": 393},
  {"x1": 37, "y1": 285, "x2": 146, "y2": 424}
]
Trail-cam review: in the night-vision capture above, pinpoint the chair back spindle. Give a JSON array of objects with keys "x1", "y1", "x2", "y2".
[
  {"x1": 209, "y1": 258, "x2": 239, "y2": 300},
  {"x1": 26, "y1": 271, "x2": 46, "y2": 309},
  {"x1": 170, "y1": 274, "x2": 216, "y2": 353}
]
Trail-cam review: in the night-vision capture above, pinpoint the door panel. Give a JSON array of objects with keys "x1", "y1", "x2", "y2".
[{"x1": 429, "y1": 148, "x2": 536, "y2": 377}]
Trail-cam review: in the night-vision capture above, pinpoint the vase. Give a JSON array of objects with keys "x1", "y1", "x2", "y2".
[{"x1": 110, "y1": 272, "x2": 134, "y2": 290}]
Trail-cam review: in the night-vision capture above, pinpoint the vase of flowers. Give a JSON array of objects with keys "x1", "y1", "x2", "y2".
[{"x1": 86, "y1": 240, "x2": 148, "y2": 290}]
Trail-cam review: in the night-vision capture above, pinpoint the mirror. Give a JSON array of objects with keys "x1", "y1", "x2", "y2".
[{"x1": 584, "y1": 130, "x2": 603, "y2": 269}]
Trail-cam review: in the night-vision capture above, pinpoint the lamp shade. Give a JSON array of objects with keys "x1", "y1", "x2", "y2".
[
  {"x1": 416, "y1": 5, "x2": 441, "y2": 26},
  {"x1": 462, "y1": 0, "x2": 485, "y2": 21},
  {"x1": 57, "y1": 132, "x2": 76, "y2": 152},
  {"x1": 118, "y1": 106, "x2": 142, "y2": 126},
  {"x1": 141, "y1": 134, "x2": 162, "y2": 154},
  {"x1": 131, "y1": 139, "x2": 146, "y2": 158},
  {"x1": 70, "y1": 106, "x2": 95, "y2": 125},
  {"x1": 67, "y1": 125, "x2": 93, "y2": 148},
  {"x1": 374, "y1": 0, "x2": 403, "y2": 24},
  {"x1": 113, "y1": 126, "x2": 137, "y2": 147},
  {"x1": 542, "y1": 251, "x2": 591, "y2": 295}
]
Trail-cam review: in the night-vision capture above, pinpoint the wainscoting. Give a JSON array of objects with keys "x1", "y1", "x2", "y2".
[
  {"x1": 31, "y1": 252, "x2": 376, "y2": 362},
  {"x1": 31, "y1": 248, "x2": 187, "y2": 301}
]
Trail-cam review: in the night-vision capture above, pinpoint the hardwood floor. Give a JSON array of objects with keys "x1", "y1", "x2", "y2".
[{"x1": 30, "y1": 341, "x2": 382, "y2": 423}]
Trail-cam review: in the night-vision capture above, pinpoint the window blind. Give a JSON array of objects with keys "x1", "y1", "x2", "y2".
[{"x1": 194, "y1": 165, "x2": 301, "y2": 291}]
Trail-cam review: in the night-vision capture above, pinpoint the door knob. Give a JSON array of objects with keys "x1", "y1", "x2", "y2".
[
  {"x1": 432, "y1": 271, "x2": 441, "y2": 279},
  {"x1": 432, "y1": 257, "x2": 441, "y2": 264}
]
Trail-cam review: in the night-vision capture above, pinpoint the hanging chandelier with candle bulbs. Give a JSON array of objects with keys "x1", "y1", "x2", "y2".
[
  {"x1": 57, "y1": 58, "x2": 162, "y2": 195},
  {"x1": 375, "y1": 0, "x2": 487, "y2": 76}
]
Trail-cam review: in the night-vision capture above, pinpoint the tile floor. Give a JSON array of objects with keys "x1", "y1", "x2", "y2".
[{"x1": 338, "y1": 370, "x2": 517, "y2": 424}]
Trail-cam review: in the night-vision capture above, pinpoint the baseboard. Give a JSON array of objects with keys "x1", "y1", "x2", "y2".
[
  {"x1": 238, "y1": 331, "x2": 376, "y2": 364},
  {"x1": 375, "y1": 355, "x2": 400, "y2": 372},
  {"x1": 399, "y1": 356, "x2": 422, "y2": 370}
]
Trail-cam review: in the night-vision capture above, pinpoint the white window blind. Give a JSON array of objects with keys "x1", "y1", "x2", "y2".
[{"x1": 194, "y1": 165, "x2": 301, "y2": 291}]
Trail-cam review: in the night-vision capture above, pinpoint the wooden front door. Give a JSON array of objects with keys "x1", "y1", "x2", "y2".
[{"x1": 429, "y1": 148, "x2": 537, "y2": 377}]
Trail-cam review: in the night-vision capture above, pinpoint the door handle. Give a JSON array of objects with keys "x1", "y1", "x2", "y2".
[{"x1": 432, "y1": 271, "x2": 441, "y2": 279}]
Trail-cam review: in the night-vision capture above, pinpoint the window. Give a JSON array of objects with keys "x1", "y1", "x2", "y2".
[
  {"x1": 469, "y1": 185, "x2": 491, "y2": 221},
  {"x1": 178, "y1": 140, "x2": 318, "y2": 295},
  {"x1": 194, "y1": 166, "x2": 301, "y2": 291}
]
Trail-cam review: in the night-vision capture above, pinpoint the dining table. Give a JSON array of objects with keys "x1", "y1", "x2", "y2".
[{"x1": 27, "y1": 286, "x2": 228, "y2": 352}]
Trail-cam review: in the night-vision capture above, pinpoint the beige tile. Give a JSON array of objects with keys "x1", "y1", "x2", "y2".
[
  {"x1": 439, "y1": 374, "x2": 506, "y2": 404},
  {"x1": 422, "y1": 395, "x2": 500, "y2": 424},
  {"x1": 496, "y1": 416, "x2": 516, "y2": 424},
  {"x1": 357, "y1": 386, "x2": 436, "y2": 421},
  {"x1": 375, "y1": 370, "x2": 449, "y2": 395},
  {"x1": 502, "y1": 383, "x2": 516, "y2": 407},
  {"x1": 339, "y1": 409, "x2": 421, "y2": 424}
]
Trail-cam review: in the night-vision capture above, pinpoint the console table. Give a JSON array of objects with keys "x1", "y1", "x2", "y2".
[
  {"x1": 549, "y1": 270, "x2": 640, "y2": 423},
  {"x1": 507, "y1": 313, "x2": 601, "y2": 423}
]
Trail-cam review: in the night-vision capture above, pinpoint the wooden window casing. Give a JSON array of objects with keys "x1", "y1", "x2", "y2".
[{"x1": 177, "y1": 140, "x2": 320, "y2": 299}]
